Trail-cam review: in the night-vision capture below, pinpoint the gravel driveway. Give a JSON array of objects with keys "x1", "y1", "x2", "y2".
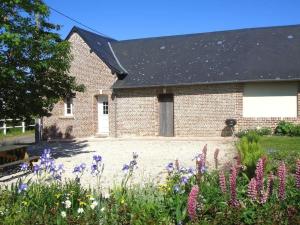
[{"x1": 2, "y1": 137, "x2": 237, "y2": 191}]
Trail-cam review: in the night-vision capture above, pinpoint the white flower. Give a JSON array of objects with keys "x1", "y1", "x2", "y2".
[
  {"x1": 100, "y1": 207, "x2": 105, "y2": 212},
  {"x1": 90, "y1": 201, "x2": 98, "y2": 209},
  {"x1": 89, "y1": 197, "x2": 95, "y2": 201},
  {"x1": 61, "y1": 211, "x2": 66, "y2": 218},
  {"x1": 77, "y1": 208, "x2": 84, "y2": 214},
  {"x1": 104, "y1": 193, "x2": 110, "y2": 199},
  {"x1": 64, "y1": 200, "x2": 71, "y2": 209}
]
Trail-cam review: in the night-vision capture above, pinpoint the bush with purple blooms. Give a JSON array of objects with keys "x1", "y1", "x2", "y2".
[{"x1": 0, "y1": 146, "x2": 299, "y2": 224}]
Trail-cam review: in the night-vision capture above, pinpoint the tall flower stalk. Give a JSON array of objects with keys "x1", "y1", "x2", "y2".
[
  {"x1": 187, "y1": 185, "x2": 199, "y2": 221},
  {"x1": 278, "y1": 161, "x2": 287, "y2": 201},
  {"x1": 229, "y1": 166, "x2": 239, "y2": 207},
  {"x1": 219, "y1": 170, "x2": 227, "y2": 194},
  {"x1": 296, "y1": 159, "x2": 300, "y2": 189}
]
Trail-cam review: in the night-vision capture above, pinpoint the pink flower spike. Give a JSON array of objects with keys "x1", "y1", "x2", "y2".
[
  {"x1": 296, "y1": 159, "x2": 300, "y2": 189},
  {"x1": 278, "y1": 162, "x2": 287, "y2": 201},
  {"x1": 187, "y1": 185, "x2": 199, "y2": 221},
  {"x1": 229, "y1": 166, "x2": 239, "y2": 207},
  {"x1": 255, "y1": 158, "x2": 264, "y2": 194},
  {"x1": 219, "y1": 170, "x2": 227, "y2": 194},
  {"x1": 247, "y1": 178, "x2": 257, "y2": 201}
]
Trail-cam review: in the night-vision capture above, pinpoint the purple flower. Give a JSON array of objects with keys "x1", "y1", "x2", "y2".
[
  {"x1": 187, "y1": 185, "x2": 199, "y2": 221},
  {"x1": 166, "y1": 163, "x2": 174, "y2": 173},
  {"x1": 93, "y1": 155, "x2": 102, "y2": 163},
  {"x1": 219, "y1": 170, "x2": 227, "y2": 194},
  {"x1": 247, "y1": 178, "x2": 257, "y2": 201},
  {"x1": 122, "y1": 164, "x2": 129, "y2": 172},
  {"x1": 229, "y1": 166, "x2": 239, "y2": 207},
  {"x1": 180, "y1": 176, "x2": 188, "y2": 185},
  {"x1": 18, "y1": 183, "x2": 28, "y2": 193},
  {"x1": 20, "y1": 163, "x2": 29, "y2": 171},
  {"x1": 255, "y1": 158, "x2": 264, "y2": 194},
  {"x1": 278, "y1": 161, "x2": 287, "y2": 201},
  {"x1": 80, "y1": 163, "x2": 86, "y2": 170},
  {"x1": 296, "y1": 159, "x2": 300, "y2": 189},
  {"x1": 33, "y1": 164, "x2": 41, "y2": 174}
]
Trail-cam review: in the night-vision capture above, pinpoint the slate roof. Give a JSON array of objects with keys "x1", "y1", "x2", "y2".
[
  {"x1": 69, "y1": 25, "x2": 300, "y2": 89},
  {"x1": 66, "y1": 26, "x2": 127, "y2": 74}
]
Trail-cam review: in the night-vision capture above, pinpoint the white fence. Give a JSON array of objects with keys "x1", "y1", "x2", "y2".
[{"x1": 0, "y1": 119, "x2": 35, "y2": 135}]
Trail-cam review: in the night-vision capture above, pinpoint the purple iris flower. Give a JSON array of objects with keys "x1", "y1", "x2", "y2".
[
  {"x1": 93, "y1": 155, "x2": 102, "y2": 163},
  {"x1": 122, "y1": 164, "x2": 129, "y2": 172},
  {"x1": 33, "y1": 164, "x2": 41, "y2": 174},
  {"x1": 73, "y1": 166, "x2": 81, "y2": 173},
  {"x1": 18, "y1": 183, "x2": 28, "y2": 193},
  {"x1": 200, "y1": 166, "x2": 207, "y2": 174},
  {"x1": 20, "y1": 163, "x2": 29, "y2": 171},
  {"x1": 180, "y1": 176, "x2": 188, "y2": 185},
  {"x1": 80, "y1": 163, "x2": 86, "y2": 170},
  {"x1": 166, "y1": 163, "x2": 174, "y2": 172}
]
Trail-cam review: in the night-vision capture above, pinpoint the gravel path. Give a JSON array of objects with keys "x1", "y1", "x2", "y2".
[{"x1": 1, "y1": 137, "x2": 237, "y2": 191}]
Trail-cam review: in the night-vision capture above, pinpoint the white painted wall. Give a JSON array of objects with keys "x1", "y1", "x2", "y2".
[{"x1": 243, "y1": 82, "x2": 297, "y2": 117}]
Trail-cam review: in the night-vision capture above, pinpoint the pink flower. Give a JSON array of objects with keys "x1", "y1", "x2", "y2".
[
  {"x1": 278, "y1": 162, "x2": 287, "y2": 201},
  {"x1": 255, "y1": 158, "x2": 264, "y2": 194},
  {"x1": 229, "y1": 166, "x2": 239, "y2": 207},
  {"x1": 247, "y1": 178, "x2": 257, "y2": 201},
  {"x1": 214, "y1": 148, "x2": 220, "y2": 169},
  {"x1": 187, "y1": 185, "x2": 199, "y2": 221},
  {"x1": 296, "y1": 159, "x2": 300, "y2": 189},
  {"x1": 219, "y1": 170, "x2": 227, "y2": 193}
]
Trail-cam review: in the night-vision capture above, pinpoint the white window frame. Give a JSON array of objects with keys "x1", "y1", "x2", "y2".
[{"x1": 64, "y1": 97, "x2": 73, "y2": 116}]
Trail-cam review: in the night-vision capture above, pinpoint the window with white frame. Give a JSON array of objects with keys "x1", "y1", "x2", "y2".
[{"x1": 64, "y1": 97, "x2": 73, "y2": 116}]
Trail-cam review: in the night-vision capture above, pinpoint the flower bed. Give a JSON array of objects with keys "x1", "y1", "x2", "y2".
[{"x1": 0, "y1": 146, "x2": 299, "y2": 224}]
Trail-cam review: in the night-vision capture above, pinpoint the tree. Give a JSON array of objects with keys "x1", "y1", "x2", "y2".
[{"x1": 0, "y1": 0, "x2": 84, "y2": 122}]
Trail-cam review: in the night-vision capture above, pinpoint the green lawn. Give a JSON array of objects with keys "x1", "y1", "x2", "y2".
[
  {"x1": 260, "y1": 136, "x2": 300, "y2": 172},
  {"x1": 0, "y1": 128, "x2": 34, "y2": 141}
]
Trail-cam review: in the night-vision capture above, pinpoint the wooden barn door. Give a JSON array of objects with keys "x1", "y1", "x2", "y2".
[{"x1": 159, "y1": 94, "x2": 174, "y2": 136}]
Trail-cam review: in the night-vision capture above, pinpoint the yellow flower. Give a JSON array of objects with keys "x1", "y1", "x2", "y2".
[
  {"x1": 21, "y1": 201, "x2": 28, "y2": 206},
  {"x1": 55, "y1": 194, "x2": 61, "y2": 199},
  {"x1": 79, "y1": 201, "x2": 87, "y2": 206},
  {"x1": 120, "y1": 198, "x2": 125, "y2": 204}
]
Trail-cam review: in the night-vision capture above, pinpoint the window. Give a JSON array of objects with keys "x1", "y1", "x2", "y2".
[
  {"x1": 243, "y1": 82, "x2": 297, "y2": 117},
  {"x1": 103, "y1": 101, "x2": 108, "y2": 114},
  {"x1": 64, "y1": 97, "x2": 73, "y2": 116}
]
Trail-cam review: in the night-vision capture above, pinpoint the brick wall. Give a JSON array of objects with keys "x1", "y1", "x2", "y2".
[
  {"x1": 43, "y1": 32, "x2": 116, "y2": 139},
  {"x1": 113, "y1": 82, "x2": 300, "y2": 137}
]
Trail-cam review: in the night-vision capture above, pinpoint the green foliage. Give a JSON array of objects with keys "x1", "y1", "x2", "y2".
[
  {"x1": 1, "y1": 165, "x2": 299, "y2": 225},
  {"x1": 0, "y1": 0, "x2": 84, "y2": 120},
  {"x1": 237, "y1": 127, "x2": 272, "y2": 138},
  {"x1": 237, "y1": 134, "x2": 266, "y2": 177},
  {"x1": 275, "y1": 121, "x2": 300, "y2": 136}
]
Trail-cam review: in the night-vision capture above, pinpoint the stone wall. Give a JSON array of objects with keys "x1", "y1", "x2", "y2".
[{"x1": 43, "y1": 32, "x2": 116, "y2": 139}]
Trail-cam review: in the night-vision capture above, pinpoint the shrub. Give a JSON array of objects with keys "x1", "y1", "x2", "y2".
[
  {"x1": 237, "y1": 135, "x2": 266, "y2": 177},
  {"x1": 275, "y1": 121, "x2": 300, "y2": 136},
  {"x1": 237, "y1": 127, "x2": 272, "y2": 138}
]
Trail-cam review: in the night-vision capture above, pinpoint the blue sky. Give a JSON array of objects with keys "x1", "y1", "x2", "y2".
[{"x1": 45, "y1": 0, "x2": 300, "y2": 40}]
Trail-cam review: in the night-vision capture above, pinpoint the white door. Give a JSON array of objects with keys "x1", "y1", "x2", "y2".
[{"x1": 98, "y1": 96, "x2": 109, "y2": 134}]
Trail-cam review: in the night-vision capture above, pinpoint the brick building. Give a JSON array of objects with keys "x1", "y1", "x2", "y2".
[{"x1": 43, "y1": 25, "x2": 300, "y2": 138}]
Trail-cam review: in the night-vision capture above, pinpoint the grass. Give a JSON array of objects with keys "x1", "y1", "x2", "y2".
[
  {"x1": 0, "y1": 128, "x2": 34, "y2": 141},
  {"x1": 260, "y1": 136, "x2": 300, "y2": 172}
]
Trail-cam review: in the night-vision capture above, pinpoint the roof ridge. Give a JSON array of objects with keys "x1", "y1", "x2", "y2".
[{"x1": 115, "y1": 24, "x2": 300, "y2": 43}]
